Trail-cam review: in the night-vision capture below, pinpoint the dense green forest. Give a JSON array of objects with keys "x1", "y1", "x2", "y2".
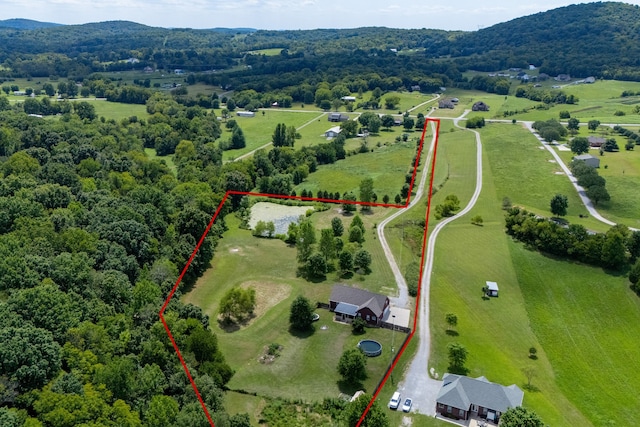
[
  {"x1": 0, "y1": 87, "x2": 390, "y2": 425},
  {"x1": 2, "y1": 2, "x2": 640, "y2": 86}
]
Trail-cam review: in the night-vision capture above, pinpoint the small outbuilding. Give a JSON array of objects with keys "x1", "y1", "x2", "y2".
[
  {"x1": 237, "y1": 111, "x2": 256, "y2": 117},
  {"x1": 574, "y1": 154, "x2": 600, "y2": 168},
  {"x1": 484, "y1": 281, "x2": 499, "y2": 297}
]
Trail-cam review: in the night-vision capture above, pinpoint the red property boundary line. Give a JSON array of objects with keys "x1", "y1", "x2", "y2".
[{"x1": 159, "y1": 118, "x2": 441, "y2": 427}]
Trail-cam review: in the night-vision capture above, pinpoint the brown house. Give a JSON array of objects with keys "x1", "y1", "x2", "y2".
[
  {"x1": 588, "y1": 136, "x2": 606, "y2": 147},
  {"x1": 436, "y1": 374, "x2": 523, "y2": 424},
  {"x1": 329, "y1": 284, "x2": 390, "y2": 326},
  {"x1": 472, "y1": 101, "x2": 489, "y2": 112}
]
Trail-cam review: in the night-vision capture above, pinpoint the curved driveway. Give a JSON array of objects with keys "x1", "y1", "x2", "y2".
[
  {"x1": 519, "y1": 121, "x2": 639, "y2": 231},
  {"x1": 389, "y1": 111, "x2": 484, "y2": 416}
]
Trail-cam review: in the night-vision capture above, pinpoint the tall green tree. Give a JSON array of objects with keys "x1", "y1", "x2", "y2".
[
  {"x1": 331, "y1": 217, "x2": 344, "y2": 236},
  {"x1": 447, "y1": 342, "x2": 468, "y2": 374},
  {"x1": 570, "y1": 137, "x2": 589, "y2": 155},
  {"x1": 230, "y1": 126, "x2": 246, "y2": 149},
  {"x1": 359, "y1": 177, "x2": 374, "y2": 210},
  {"x1": 219, "y1": 287, "x2": 256, "y2": 322},
  {"x1": 500, "y1": 406, "x2": 544, "y2": 427},
  {"x1": 0, "y1": 326, "x2": 61, "y2": 391},
  {"x1": 344, "y1": 394, "x2": 390, "y2": 427},
  {"x1": 337, "y1": 348, "x2": 367, "y2": 383},
  {"x1": 296, "y1": 218, "x2": 316, "y2": 262},
  {"x1": 289, "y1": 295, "x2": 314, "y2": 332},
  {"x1": 550, "y1": 194, "x2": 569, "y2": 217},
  {"x1": 319, "y1": 228, "x2": 336, "y2": 261}
]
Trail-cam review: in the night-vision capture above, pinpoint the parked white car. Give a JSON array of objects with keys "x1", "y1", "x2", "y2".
[{"x1": 388, "y1": 392, "x2": 401, "y2": 410}]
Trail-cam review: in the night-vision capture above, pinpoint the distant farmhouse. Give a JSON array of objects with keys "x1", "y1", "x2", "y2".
[
  {"x1": 328, "y1": 113, "x2": 349, "y2": 122},
  {"x1": 236, "y1": 111, "x2": 255, "y2": 118},
  {"x1": 472, "y1": 101, "x2": 490, "y2": 112},
  {"x1": 574, "y1": 154, "x2": 600, "y2": 168},
  {"x1": 555, "y1": 74, "x2": 571, "y2": 82},
  {"x1": 329, "y1": 284, "x2": 390, "y2": 326},
  {"x1": 436, "y1": 374, "x2": 523, "y2": 424},
  {"x1": 324, "y1": 126, "x2": 342, "y2": 138},
  {"x1": 438, "y1": 99, "x2": 455, "y2": 109},
  {"x1": 588, "y1": 136, "x2": 606, "y2": 148}
]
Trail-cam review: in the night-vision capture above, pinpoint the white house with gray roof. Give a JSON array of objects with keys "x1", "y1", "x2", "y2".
[{"x1": 435, "y1": 374, "x2": 523, "y2": 423}]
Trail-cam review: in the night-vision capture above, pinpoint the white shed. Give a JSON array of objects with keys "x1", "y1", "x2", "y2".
[{"x1": 485, "y1": 281, "x2": 499, "y2": 297}]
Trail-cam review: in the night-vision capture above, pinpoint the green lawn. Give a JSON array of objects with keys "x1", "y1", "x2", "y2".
[
  {"x1": 144, "y1": 148, "x2": 177, "y2": 175},
  {"x1": 183, "y1": 212, "x2": 401, "y2": 403},
  {"x1": 221, "y1": 111, "x2": 322, "y2": 161},
  {"x1": 553, "y1": 137, "x2": 640, "y2": 228},
  {"x1": 510, "y1": 241, "x2": 640, "y2": 427},
  {"x1": 479, "y1": 123, "x2": 609, "y2": 232},
  {"x1": 88, "y1": 100, "x2": 149, "y2": 121},
  {"x1": 295, "y1": 138, "x2": 417, "y2": 201}
]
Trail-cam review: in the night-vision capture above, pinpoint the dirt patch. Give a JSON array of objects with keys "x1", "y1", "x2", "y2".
[
  {"x1": 402, "y1": 416, "x2": 413, "y2": 426},
  {"x1": 240, "y1": 280, "x2": 291, "y2": 322}
]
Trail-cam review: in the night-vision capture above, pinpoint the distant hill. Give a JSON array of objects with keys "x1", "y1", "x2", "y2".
[
  {"x1": 427, "y1": 1, "x2": 640, "y2": 79},
  {"x1": 0, "y1": 18, "x2": 62, "y2": 30}
]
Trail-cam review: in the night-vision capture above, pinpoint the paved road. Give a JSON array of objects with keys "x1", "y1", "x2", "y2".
[
  {"x1": 396, "y1": 110, "x2": 484, "y2": 416},
  {"x1": 377, "y1": 121, "x2": 438, "y2": 309}
]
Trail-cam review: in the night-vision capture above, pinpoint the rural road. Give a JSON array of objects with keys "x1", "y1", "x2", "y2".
[
  {"x1": 395, "y1": 110, "x2": 484, "y2": 416},
  {"x1": 520, "y1": 121, "x2": 639, "y2": 231},
  {"x1": 377, "y1": 121, "x2": 438, "y2": 309}
]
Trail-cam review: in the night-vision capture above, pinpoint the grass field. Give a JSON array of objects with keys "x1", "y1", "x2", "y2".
[
  {"x1": 144, "y1": 148, "x2": 177, "y2": 175},
  {"x1": 479, "y1": 123, "x2": 610, "y2": 232},
  {"x1": 295, "y1": 138, "x2": 417, "y2": 201},
  {"x1": 183, "y1": 210, "x2": 400, "y2": 403},
  {"x1": 245, "y1": 48, "x2": 284, "y2": 56},
  {"x1": 87, "y1": 100, "x2": 150, "y2": 121},
  {"x1": 222, "y1": 111, "x2": 323, "y2": 161},
  {"x1": 510, "y1": 241, "x2": 640, "y2": 427},
  {"x1": 552, "y1": 134, "x2": 640, "y2": 228}
]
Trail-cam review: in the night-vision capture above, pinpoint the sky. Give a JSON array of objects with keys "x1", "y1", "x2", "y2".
[{"x1": 2, "y1": 0, "x2": 640, "y2": 31}]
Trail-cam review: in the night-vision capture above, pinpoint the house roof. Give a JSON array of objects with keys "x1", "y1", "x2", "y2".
[
  {"x1": 486, "y1": 281, "x2": 499, "y2": 291},
  {"x1": 335, "y1": 302, "x2": 359, "y2": 316},
  {"x1": 437, "y1": 374, "x2": 523, "y2": 413},
  {"x1": 575, "y1": 154, "x2": 597, "y2": 160},
  {"x1": 325, "y1": 126, "x2": 342, "y2": 135},
  {"x1": 588, "y1": 136, "x2": 606, "y2": 144},
  {"x1": 330, "y1": 284, "x2": 388, "y2": 316}
]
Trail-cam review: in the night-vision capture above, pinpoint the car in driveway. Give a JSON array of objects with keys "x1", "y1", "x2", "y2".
[
  {"x1": 388, "y1": 392, "x2": 401, "y2": 409},
  {"x1": 401, "y1": 398, "x2": 412, "y2": 412}
]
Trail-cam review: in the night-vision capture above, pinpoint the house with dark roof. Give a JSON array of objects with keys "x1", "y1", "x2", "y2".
[
  {"x1": 438, "y1": 99, "x2": 455, "y2": 109},
  {"x1": 435, "y1": 374, "x2": 523, "y2": 424},
  {"x1": 472, "y1": 101, "x2": 489, "y2": 112},
  {"x1": 328, "y1": 113, "x2": 349, "y2": 122},
  {"x1": 588, "y1": 136, "x2": 606, "y2": 148},
  {"x1": 329, "y1": 284, "x2": 390, "y2": 326},
  {"x1": 574, "y1": 153, "x2": 600, "y2": 168}
]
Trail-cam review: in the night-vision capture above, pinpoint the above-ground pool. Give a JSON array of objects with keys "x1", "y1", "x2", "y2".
[{"x1": 358, "y1": 339, "x2": 382, "y2": 357}]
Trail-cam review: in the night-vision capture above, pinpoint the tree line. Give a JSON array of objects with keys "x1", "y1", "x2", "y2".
[{"x1": 505, "y1": 207, "x2": 640, "y2": 271}]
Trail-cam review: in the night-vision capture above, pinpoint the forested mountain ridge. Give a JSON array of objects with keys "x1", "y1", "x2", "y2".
[
  {"x1": 0, "y1": 18, "x2": 62, "y2": 30},
  {"x1": 3, "y1": 2, "x2": 640, "y2": 83},
  {"x1": 3, "y1": 3, "x2": 640, "y2": 81},
  {"x1": 433, "y1": 1, "x2": 640, "y2": 80}
]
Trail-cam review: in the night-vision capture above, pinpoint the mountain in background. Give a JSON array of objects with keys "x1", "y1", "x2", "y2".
[
  {"x1": 428, "y1": 1, "x2": 640, "y2": 79},
  {"x1": 1, "y1": 2, "x2": 640, "y2": 81},
  {"x1": 0, "y1": 18, "x2": 62, "y2": 30}
]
